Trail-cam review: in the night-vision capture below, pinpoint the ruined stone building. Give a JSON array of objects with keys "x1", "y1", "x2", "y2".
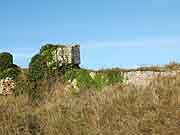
[
  {"x1": 0, "y1": 52, "x2": 18, "y2": 95},
  {"x1": 0, "y1": 44, "x2": 81, "y2": 95},
  {"x1": 52, "y1": 45, "x2": 80, "y2": 67},
  {"x1": 40, "y1": 44, "x2": 81, "y2": 68}
]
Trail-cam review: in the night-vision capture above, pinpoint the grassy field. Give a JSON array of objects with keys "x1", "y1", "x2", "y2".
[{"x1": 0, "y1": 71, "x2": 180, "y2": 135}]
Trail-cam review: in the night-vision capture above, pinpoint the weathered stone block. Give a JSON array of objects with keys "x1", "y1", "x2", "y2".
[
  {"x1": 52, "y1": 45, "x2": 80, "y2": 66},
  {"x1": 0, "y1": 77, "x2": 15, "y2": 95}
]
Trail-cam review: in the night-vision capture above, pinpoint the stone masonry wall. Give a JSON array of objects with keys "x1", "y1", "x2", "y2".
[
  {"x1": 0, "y1": 78, "x2": 15, "y2": 95},
  {"x1": 0, "y1": 70, "x2": 179, "y2": 95},
  {"x1": 123, "y1": 70, "x2": 180, "y2": 87},
  {"x1": 53, "y1": 45, "x2": 80, "y2": 66}
]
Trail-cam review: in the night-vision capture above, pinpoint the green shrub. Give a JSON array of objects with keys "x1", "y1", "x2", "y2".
[
  {"x1": 29, "y1": 44, "x2": 59, "y2": 81},
  {"x1": 0, "y1": 52, "x2": 20, "y2": 79},
  {"x1": 105, "y1": 70, "x2": 123, "y2": 85},
  {"x1": 69, "y1": 70, "x2": 123, "y2": 91},
  {"x1": 0, "y1": 52, "x2": 13, "y2": 71},
  {"x1": 93, "y1": 73, "x2": 108, "y2": 89},
  {"x1": 14, "y1": 72, "x2": 32, "y2": 96},
  {"x1": 29, "y1": 54, "x2": 48, "y2": 80},
  {"x1": 92, "y1": 71, "x2": 123, "y2": 90},
  {"x1": 76, "y1": 70, "x2": 96, "y2": 89},
  {"x1": 63, "y1": 65, "x2": 80, "y2": 81},
  {"x1": 0, "y1": 67, "x2": 21, "y2": 79},
  {"x1": 40, "y1": 44, "x2": 57, "y2": 54}
]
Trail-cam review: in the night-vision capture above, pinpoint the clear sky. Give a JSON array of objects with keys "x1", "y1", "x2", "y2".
[{"x1": 0, "y1": 0, "x2": 180, "y2": 69}]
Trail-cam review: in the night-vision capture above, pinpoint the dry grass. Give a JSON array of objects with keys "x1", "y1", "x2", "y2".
[
  {"x1": 0, "y1": 73, "x2": 180, "y2": 135},
  {"x1": 98, "y1": 62, "x2": 180, "y2": 73},
  {"x1": 165, "y1": 62, "x2": 180, "y2": 70}
]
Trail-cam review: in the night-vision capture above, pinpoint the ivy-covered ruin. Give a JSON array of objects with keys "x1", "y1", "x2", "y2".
[
  {"x1": 0, "y1": 52, "x2": 20, "y2": 80},
  {"x1": 29, "y1": 44, "x2": 80, "y2": 80},
  {"x1": 0, "y1": 44, "x2": 124, "y2": 97},
  {"x1": 0, "y1": 52, "x2": 20, "y2": 95}
]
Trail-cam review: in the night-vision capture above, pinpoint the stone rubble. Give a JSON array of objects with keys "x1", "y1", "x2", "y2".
[{"x1": 0, "y1": 77, "x2": 15, "y2": 95}]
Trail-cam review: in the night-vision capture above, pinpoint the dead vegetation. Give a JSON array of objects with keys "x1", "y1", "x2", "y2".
[
  {"x1": 97, "y1": 62, "x2": 180, "y2": 73},
  {"x1": 0, "y1": 72, "x2": 180, "y2": 135}
]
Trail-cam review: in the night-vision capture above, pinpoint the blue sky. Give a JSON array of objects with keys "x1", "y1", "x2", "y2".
[{"x1": 0, "y1": 0, "x2": 180, "y2": 69}]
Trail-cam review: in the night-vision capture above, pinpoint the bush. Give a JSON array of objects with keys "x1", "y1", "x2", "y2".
[
  {"x1": 0, "y1": 52, "x2": 13, "y2": 71},
  {"x1": 65, "y1": 69, "x2": 123, "y2": 91},
  {"x1": 29, "y1": 54, "x2": 48, "y2": 81},
  {"x1": 14, "y1": 72, "x2": 32, "y2": 96},
  {"x1": 0, "y1": 52, "x2": 20, "y2": 79},
  {"x1": 40, "y1": 44, "x2": 57, "y2": 54},
  {"x1": 93, "y1": 73, "x2": 108, "y2": 89},
  {"x1": 76, "y1": 70, "x2": 96, "y2": 89},
  {"x1": 0, "y1": 52, "x2": 21, "y2": 79},
  {"x1": 92, "y1": 71, "x2": 123, "y2": 90},
  {"x1": 105, "y1": 70, "x2": 123, "y2": 85},
  {"x1": 63, "y1": 65, "x2": 80, "y2": 81},
  {"x1": 29, "y1": 44, "x2": 59, "y2": 81},
  {"x1": 0, "y1": 66, "x2": 21, "y2": 79}
]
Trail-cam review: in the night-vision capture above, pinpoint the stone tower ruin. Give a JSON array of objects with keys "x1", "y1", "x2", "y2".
[{"x1": 52, "y1": 45, "x2": 80, "y2": 67}]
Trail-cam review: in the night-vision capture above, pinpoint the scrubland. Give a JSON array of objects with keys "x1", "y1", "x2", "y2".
[{"x1": 0, "y1": 70, "x2": 180, "y2": 135}]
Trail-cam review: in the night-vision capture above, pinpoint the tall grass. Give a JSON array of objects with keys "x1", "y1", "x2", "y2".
[{"x1": 0, "y1": 73, "x2": 180, "y2": 135}]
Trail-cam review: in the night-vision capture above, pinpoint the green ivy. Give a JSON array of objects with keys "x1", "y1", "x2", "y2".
[
  {"x1": 1, "y1": 67, "x2": 20, "y2": 79},
  {"x1": 93, "y1": 73, "x2": 107, "y2": 89},
  {"x1": 63, "y1": 64, "x2": 80, "y2": 81},
  {"x1": 29, "y1": 54, "x2": 48, "y2": 80},
  {"x1": 0, "y1": 52, "x2": 20, "y2": 79},
  {"x1": 0, "y1": 52, "x2": 13, "y2": 71},
  {"x1": 71, "y1": 70, "x2": 123, "y2": 91},
  {"x1": 105, "y1": 70, "x2": 123, "y2": 85},
  {"x1": 29, "y1": 44, "x2": 61, "y2": 81},
  {"x1": 29, "y1": 44, "x2": 80, "y2": 81},
  {"x1": 76, "y1": 70, "x2": 96, "y2": 89}
]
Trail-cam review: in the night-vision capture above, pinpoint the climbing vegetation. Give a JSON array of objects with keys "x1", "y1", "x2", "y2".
[
  {"x1": 0, "y1": 52, "x2": 13, "y2": 70},
  {"x1": 29, "y1": 44, "x2": 57, "y2": 81},
  {"x1": 63, "y1": 68, "x2": 123, "y2": 91},
  {"x1": 0, "y1": 52, "x2": 20, "y2": 79}
]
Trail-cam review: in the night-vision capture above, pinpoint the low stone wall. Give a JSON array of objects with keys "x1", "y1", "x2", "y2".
[
  {"x1": 0, "y1": 70, "x2": 179, "y2": 95},
  {"x1": 68, "y1": 70, "x2": 180, "y2": 90},
  {"x1": 0, "y1": 78, "x2": 15, "y2": 95},
  {"x1": 123, "y1": 70, "x2": 179, "y2": 87}
]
